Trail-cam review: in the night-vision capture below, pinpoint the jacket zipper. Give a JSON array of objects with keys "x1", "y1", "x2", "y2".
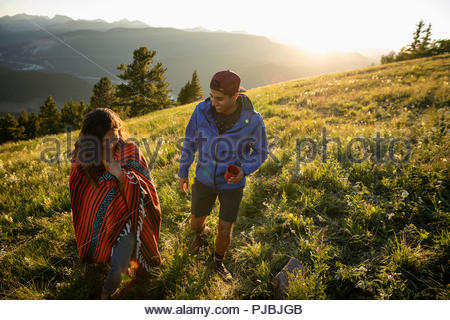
[
  {"x1": 206, "y1": 95, "x2": 255, "y2": 189},
  {"x1": 213, "y1": 133, "x2": 222, "y2": 190},
  {"x1": 211, "y1": 112, "x2": 255, "y2": 189}
]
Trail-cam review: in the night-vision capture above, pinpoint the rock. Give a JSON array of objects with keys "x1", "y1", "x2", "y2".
[{"x1": 272, "y1": 257, "x2": 304, "y2": 299}]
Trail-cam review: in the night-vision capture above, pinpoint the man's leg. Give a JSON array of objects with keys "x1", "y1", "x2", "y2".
[
  {"x1": 213, "y1": 186, "x2": 243, "y2": 281},
  {"x1": 190, "y1": 179, "x2": 217, "y2": 251},
  {"x1": 213, "y1": 219, "x2": 234, "y2": 281},
  {"x1": 190, "y1": 214, "x2": 211, "y2": 251},
  {"x1": 215, "y1": 219, "x2": 234, "y2": 257},
  {"x1": 191, "y1": 214, "x2": 207, "y2": 233}
]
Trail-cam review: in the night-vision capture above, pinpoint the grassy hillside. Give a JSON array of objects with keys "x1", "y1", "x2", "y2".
[{"x1": 0, "y1": 54, "x2": 448, "y2": 299}]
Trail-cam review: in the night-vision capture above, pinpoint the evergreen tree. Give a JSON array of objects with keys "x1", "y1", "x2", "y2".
[
  {"x1": 177, "y1": 80, "x2": 191, "y2": 105},
  {"x1": 89, "y1": 76, "x2": 116, "y2": 112},
  {"x1": 17, "y1": 110, "x2": 28, "y2": 140},
  {"x1": 39, "y1": 96, "x2": 62, "y2": 135},
  {"x1": 411, "y1": 19, "x2": 424, "y2": 52},
  {"x1": 0, "y1": 113, "x2": 20, "y2": 143},
  {"x1": 431, "y1": 39, "x2": 450, "y2": 55},
  {"x1": 0, "y1": 116, "x2": 6, "y2": 144},
  {"x1": 177, "y1": 70, "x2": 203, "y2": 105},
  {"x1": 380, "y1": 51, "x2": 396, "y2": 64},
  {"x1": 25, "y1": 112, "x2": 39, "y2": 139},
  {"x1": 61, "y1": 99, "x2": 86, "y2": 130},
  {"x1": 116, "y1": 47, "x2": 171, "y2": 117},
  {"x1": 18, "y1": 110, "x2": 28, "y2": 127},
  {"x1": 419, "y1": 23, "x2": 432, "y2": 53},
  {"x1": 381, "y1": 20, "x2": 449, "y2": 64},
  {"x1": 79, "y1": 101, "x2": 87, "y2": 115},
  {"x1": 189, "y1": 70, "x2": 203, "y2": 101}
]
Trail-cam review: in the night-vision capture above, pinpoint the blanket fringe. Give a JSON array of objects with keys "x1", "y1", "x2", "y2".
[{"x1": 111, "y1": 170, "x2": 154, "y2": 273}]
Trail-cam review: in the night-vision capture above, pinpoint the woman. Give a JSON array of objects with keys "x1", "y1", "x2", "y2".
[{"x1": 69, "y1": 108, "x2": 161, "y2": 299}]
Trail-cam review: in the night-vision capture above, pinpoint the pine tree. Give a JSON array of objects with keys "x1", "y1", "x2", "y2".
[
  {"x1": 177, "y1": 70, "x2": 203, "y2": 105},
  {"x1": 0, "y1": 113, "x2": 20, "y2": 143},
  {"x1": 190, "y1": 70, "x2": 203, "y2": 101},
  {"x1": 61, "y1": 99, "x2": 86, "y2": 131},
  {"x1": 381, "y1": 19, "x2": 449, "y2": 64},
  {"x1": 411, "y1": 19, "x2": 424, "y2": 52},
  {"x1": 39, "y1": 96, "x2": 62, "y2": 135},
  {"x1": 116, "y1": 47, "x2": 171, "y2": 117},
  {"x1": 26, "y1": 112, "x2": 39, "y2": 139},
  {"x1": 177, "y1": 80, "x2": 191, "y2": 105},
  {"x1": 419, "y1": 23, "x2": 432, "y2": 53},
  {"x1": 89, "y1": 76, "x2": 116, "y2": 112},
  {"x1": 79, "y1": 101, "x2": 87, "y2": 116},
  {"x1": 18, "y1": 110, "x2": 28, "y2": 127},
  {"x1": 0, "y1": 116, "x2": 6, "y2": 144},
  {"x1": 431, "y1": 39, "x2": 450, "y2": 55},
  {"x1": 17, "y1": 110, "x2": 28, "y2": 140}
]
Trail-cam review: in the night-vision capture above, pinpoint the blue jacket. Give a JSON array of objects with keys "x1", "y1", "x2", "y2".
[{"x1": 178, "y1": 94, "x2": 269, "y2": 190}]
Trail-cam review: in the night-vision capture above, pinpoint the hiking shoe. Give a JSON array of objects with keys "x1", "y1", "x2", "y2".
[
  {"x1": 190, "y1": 227, "x2": 210, "y2": 252},
  {"x1": 214, "y1": 260, "x2": 233, "y2": 282}
]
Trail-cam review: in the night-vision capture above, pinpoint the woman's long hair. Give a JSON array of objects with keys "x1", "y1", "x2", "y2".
[{"x1": 71, "y1": 108, "x2": 127, "y2": 188}]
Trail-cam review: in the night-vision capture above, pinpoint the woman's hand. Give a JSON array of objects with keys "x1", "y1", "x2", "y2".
[
  {"x1": 102, "y1": 146, "x2": 124, "y2": 184},
  {"x1": 109, "y1": 158, "x2": 124, "y2": 182}
]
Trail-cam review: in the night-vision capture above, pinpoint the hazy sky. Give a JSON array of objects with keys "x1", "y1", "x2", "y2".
[{"x1": 1, "y1": 0, "x2": 449, "y2": 54}]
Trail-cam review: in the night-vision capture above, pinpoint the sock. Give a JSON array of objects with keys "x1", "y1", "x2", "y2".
[{"x1": 214, "y1": 252, "x2": 224, "y2": 262}]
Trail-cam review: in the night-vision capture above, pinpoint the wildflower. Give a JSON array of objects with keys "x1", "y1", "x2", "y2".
[
  {"x1": 44, "y1": 197, "x2": 52, "y2": 207},
  {"x1": 387, "y1": 274, "x2": 393, "y2": 280},
  {"x1": 2, "y1": 215, "x2": 13, "y2": 223},
  {"x1": 334, "y1": 267, "x2": 343, "y2": 280},
  {"x1": 355, "y1": 266, "x2": 367, "y2": 272},
  {"x1": 355, "y1": 281, "x2": 365, "y2": 289},
  {"x1": 401, "y1": 190, "x2": 409, "y2": 198}
]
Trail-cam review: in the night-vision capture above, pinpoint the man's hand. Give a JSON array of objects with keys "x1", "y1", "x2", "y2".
[
  {"x1": 179, "y1": 177, "x2": 189, "y2": 193},
  {"x1": 227, "y1": 166, "x2": 244, "y2": 184}
]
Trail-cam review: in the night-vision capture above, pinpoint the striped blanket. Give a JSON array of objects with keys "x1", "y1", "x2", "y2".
[{"x1": 69, "y1": 140, "x2": 161, "y2": 271}]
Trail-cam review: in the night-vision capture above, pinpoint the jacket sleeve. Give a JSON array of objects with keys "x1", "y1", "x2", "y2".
[
  {"x1": 178, "y1": 106, "x2": 199, "y2": 178},
  {"x1": 241, "y1": 114, "x2": 269, "y2": 176}
]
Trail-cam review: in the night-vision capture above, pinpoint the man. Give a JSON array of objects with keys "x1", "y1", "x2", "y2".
[{"x1": 178, "y1": 70, "x2": 268, "y2": 281}]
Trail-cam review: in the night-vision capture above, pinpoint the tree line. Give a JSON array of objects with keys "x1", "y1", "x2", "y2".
[
  {"x1": 381, "y1": 20, "x2": 450, "y2": 64},
  {"x1": 0, "y1": 46, "x2": 204, "y2": 144}
]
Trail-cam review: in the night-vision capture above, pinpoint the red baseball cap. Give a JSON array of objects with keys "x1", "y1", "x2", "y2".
[{"x1": 210, "y1": 70, "x2": 246, "y2": 95}]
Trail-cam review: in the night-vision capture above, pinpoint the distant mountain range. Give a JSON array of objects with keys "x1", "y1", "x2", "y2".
[
  {"x1": 0, "y1": 13, "x2": 383, "y2": 115},
  {"x1": 0, "y1": 13, "x2": 149, "y2": 34}
]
